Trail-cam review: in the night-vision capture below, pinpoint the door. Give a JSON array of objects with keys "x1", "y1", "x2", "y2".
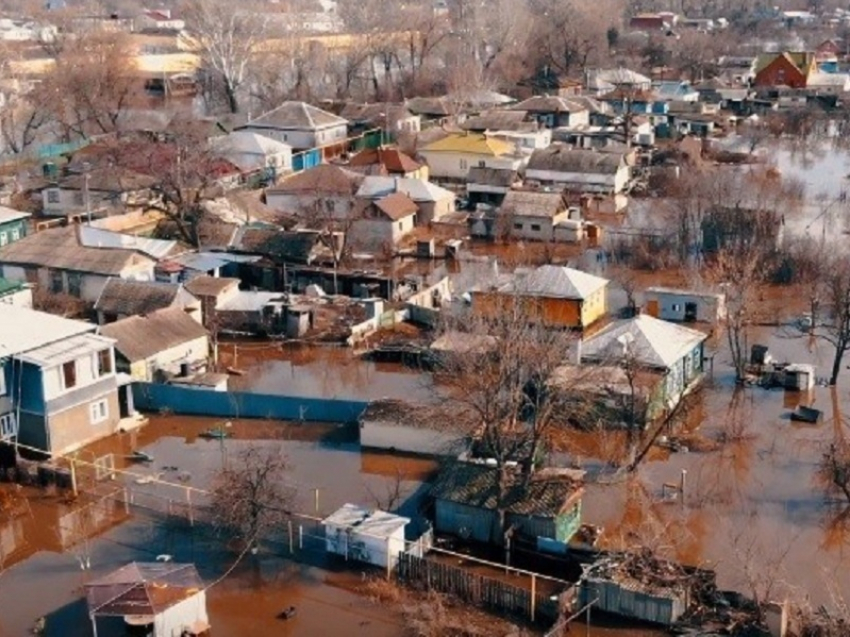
[
  {"x1": 684, "y1": 302, "x2": 698, "y2": 322},
  {"x1": 646, "y1": 299, "x2": 659, "y2": 317}
]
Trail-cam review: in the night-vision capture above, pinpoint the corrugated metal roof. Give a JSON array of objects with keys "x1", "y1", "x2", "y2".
[
  {"x1": 244, "y1": 101, "x2": 347, "y2": 131},
  {"x1": 421, "y1": 133, "x2": 514, "y2": 156},
  {"x1": 78, "y1": 227, "x2": 177, "y2": 260},
  {"x1": 0, "y1": 206, "x2": 30, "y2": 224},
  {"x1": 581, "y1": 314, "x2": 706, "y2": 369},
  {"x1": 502, "y1": 265, "x2": 609, "y2": 300},
  {"x1": 323, "y1": 503, "x2": 409, "y2": 536},
  {"x1": 19, "y1": 332, "x2": 113, "y2": 366}
]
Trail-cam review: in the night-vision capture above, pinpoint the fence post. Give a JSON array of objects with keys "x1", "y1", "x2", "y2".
[
  {"x1": 122, "y1": 487, "x2": 129, "y2": 515},
  {"x1": 531, "y1": 573, "x2": 536, "y2": 622},
  {"x1": 386, "y1": 536, "x2": 391, "y2": 581},
  {"x1": 288, "y1": 520, "x2": 293, "y2": 554},
  {"x1": 299, "y1": 525, "x2": 303, "y2": 550},
  {"x1": 186, "y1": 487, "x2": 193, "y2": 527}
]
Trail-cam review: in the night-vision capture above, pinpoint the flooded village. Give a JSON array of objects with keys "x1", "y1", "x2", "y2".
[{"x1": 5, "y1": 1, "x2": 850, "y2": 636}]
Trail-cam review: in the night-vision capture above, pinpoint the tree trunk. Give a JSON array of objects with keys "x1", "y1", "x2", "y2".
[
  {"x1": 225, "y1": 81, "x2": 240, "y2": 114},
  {"x1": 830, "y1": 343, "x2": 846, "y2": 385}
]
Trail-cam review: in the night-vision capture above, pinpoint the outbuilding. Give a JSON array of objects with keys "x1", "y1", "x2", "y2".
[
  {"x1": 323, "y1": 503, "x2": 410, "y2": 570},
  {"x1": 643, "y1": 287, "x2": 726, "y2": 323}
]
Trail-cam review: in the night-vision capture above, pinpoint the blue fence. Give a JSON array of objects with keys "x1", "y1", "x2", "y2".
[{"x1": 132, "y1": 383, "x2": 368, "y2": 423}]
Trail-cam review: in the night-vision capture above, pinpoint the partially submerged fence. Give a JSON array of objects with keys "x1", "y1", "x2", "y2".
[
  {"x1": 132, "y1": 382, "x2": 368, "y2": 423},
  {"x1": 396, "y1": 552, "x2": 566, "y2": 625}
]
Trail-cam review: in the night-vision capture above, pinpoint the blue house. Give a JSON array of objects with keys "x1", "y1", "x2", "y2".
[
  {"x1": 0, "y1": 305, "x2": 123, "y2": 457},
  {"x1": 0, "y1": 206, "x2": 29, "y2": 247}
]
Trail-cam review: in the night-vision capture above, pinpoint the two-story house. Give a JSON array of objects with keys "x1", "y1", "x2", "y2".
[
  {"x1": 237, "y1": 101, "x2": 348, "y2": 151},
  {"x1": 0, "y1": 206, "x2": 29, "y2": 247},
  {"x1": 0, "y1": 305, "x2": 122, "y2": 456},
  {"x1": 525, "y1": 145, "x2": 631, "y2": 195}
]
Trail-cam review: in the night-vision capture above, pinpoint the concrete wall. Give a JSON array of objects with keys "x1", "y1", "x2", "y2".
[
  {"x1": 348, "y1": 214, "x2": 415, "y2": 251},
  {"x1": 264, "y1": 192, "x2": 354, "y2": 219},
  {"x1": 47, "y1": 390, "x2": 120, "y2": 456},
  {"x1": 126, "y1": 335, "x2": 210, "y2": 382},
  {"x1": 525, "y1": 165, "x2": 630, "y2": 194},
  {"x1": 418, "y1": 151, "x2": 524, "y2": 180},
  {"x1": 240, "y1": 123, "x2": 347, "y2": 150},
  {"x1": 359, "y1": 420, "x2": 460, "y2": 455},
  {"x1": 644, "y1": 290, "x2": 724, "y2": 323}
]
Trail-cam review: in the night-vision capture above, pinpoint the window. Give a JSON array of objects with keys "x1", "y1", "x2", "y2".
[
  {"x1": 90, "y1": 399, "x2": 108, "y2": 424},
  {"x1": 398, "y1": 221, "x2": 403, "y2": 231},
  {"x1": 513, "y1": 222, "x2": 523, "y2": 230},
  {"x1": 530, "y1": 224, "x2": 542, "y2": 231},
  {"x1": 97, "y1": 349, "x2": 112, "y2": 376},
  {"x1": 671, "y1": 303, "x2": 681, "y2": 312},
  {"x1": 62, "y1": 360, "x2": 77, "y2": 390},
  {"x1": 0, "y1": 413, "x2": 16, "y2": 439},
  {"x1": 10, "y1": 228, "x2": 18, "y2": 241},
  {"x1": 50, "y1": 269, "x2": 64, "y2": 294},
  {"x1": 46, "y1": 189, "x2": 60, "y2": 204},
  {"x1": 478, "y1": 160, "x2": 486, "y2": 168},
  {"x1": 0, "y1": 232, "x2": 6, "y2": 247},
  {"x1": 67, "y1": 272, "x2": 82, "y2": 297},
  {"x1": 73, "y1": 191, "x2": 84, "y2": 206},
  {"x1": 459, "y1": 159, "x2": 468, "y2": 170}
]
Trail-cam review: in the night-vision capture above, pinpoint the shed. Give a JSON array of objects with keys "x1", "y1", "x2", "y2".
[
  {"x1": 784, "y1": 363, "x2": 815, "y2": 391},
  {"x1": 643, "y1": 287, "x2": 726, "y2": 323},
  {"x1": 430, "y1": 462, "x2": 584, "y2": 546},
  {"x1": 323, "y1": 503, "x2": 410, "y2": 570},
  {"x1": 85, "y1": 562, "x2": 209, "y2": 637}
]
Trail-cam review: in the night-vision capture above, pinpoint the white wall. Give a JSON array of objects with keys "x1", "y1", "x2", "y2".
[
  {"x1": 360, "y1": 420, "x2": 459, "y2": 455},
  {"x1": 324, "y1": 521, "x2": 407, "y2": 569},
  {"x1": 153, "y1": 591, "x2": 208, "y2": 637},
  {"x1": 525, "y1": 165, "x2": 630, "y2": 194},
  {"x1": 136, "y1": 334, "x2": 209, "y2": 382},
  {"x1": 349, "y1": 214, "x2": 415, "y2": 251},
  {"x1": 42, "y1": 347, "x2": 117, "y2": 402},
  {"x1": 241, "y1": 123, "x2": 347, "y2": 150},
  {"x1": 419, "y1": 151, "x2": 525, "y2": 180}
]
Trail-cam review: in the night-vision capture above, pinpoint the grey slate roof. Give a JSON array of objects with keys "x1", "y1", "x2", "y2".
[
  {"x1": 244, "y1": 101, "x2": 347, "y2": 131},
  {"x1": 501, "y1": 265, "x2": 608, "y2": 300},
  {"x1": 500, "y1": 190, "x2": 566, "y2": 219},
  {"x1": 94, "y1": 279, "x2": 191, "y2": 317},
  {"x1": 527, "y1": 145, "x2": 624, "y2": 174},
  {"x1": 430, "y1": 462, "x2": 583, "y2": 517},
  {"x1": 467, "y1": 167, "x2": 519, "y2": 187},
  {"x1": 100, "y1": 307, "x2": 207, "y2": 363}
]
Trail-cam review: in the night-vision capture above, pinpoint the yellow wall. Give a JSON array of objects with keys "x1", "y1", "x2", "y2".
[
  {"x1": 473, "y1": 287, "x2": 607, "y2": 329},
  {"x1": 579, "y1": 287, "x2": 607, "y2": 328}
]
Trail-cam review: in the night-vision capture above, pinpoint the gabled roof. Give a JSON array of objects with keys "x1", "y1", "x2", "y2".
[
  {"x1": 356, "y1": 176, "x2": 454, "y2": 203},
  {"x1": 581, "y1": 314, "x2": 706, "y2": 369},
  {"x1": 460, "y1": 110, "x2": 532, "y2": 132},
  {"x1": 527, "y1": 145, "x2": 624, "y2": 174},
  {"x1": 0, "y1": 305, "x2": 95, "y2": 358},
  {"x1": 57, "y1": 167, "x2": 157, "y2": 192},
  {"x1": 753, "y1": 51, "x2": 815, "y2": 77},
  {"x1": 211, "y1": 131, "x2": 292, "y2": 158},
  {"x1": 501, "y1": 264, "x2": 608, "y2": 300},
  {"x1": 86, "y1": 562, "x2": 203, "y2": 617},
  {"x1": 184, "y1": 275, "x2": 239, "y2": 298},
  {"x1": 511, "y1": 96, "x2": 590, "y2": 114},
  {"x1": 78, "y1": 226, "x2": 178, "y2": 260},
  {"x1": 371, "y1": 191, "x2": 418, "y2": 220},
  {"x1": 0, "y1": 205, "x2": 30, "y2": 224},
  {"x1": 100, "y1": 307, "x2": 207, "y2": 363},
  {"x1": 243, "y1": 101, "x2": 347, "y2": 131},
  {"x1": 348, "y1": 147, "x2": 422, "y2": 173},
  {"x1": 420, "y1": 133, "x2": 514, "y2": 156},
  {"x1": 0, "y1": 226, "x2": 155, "y2": 276},
  {"x1": 339, "y1": 102, "x2": 415, "y2": 126},
  {"x1": 405, "y1": 96, "x2": 452, "y2": 117},
  {"x1": 94, "y1": 279, "x2": 191, "y2": 317},
  {"x1": 266, "y1": 164, "x2": 363, "y2": 196},
  {"x1": 430, "y1": 462, "x2": 583, "y2": 517},
  {"x1": 500, "y1": 190, "x2": 566, "y2": 219},
  {"x1": 231, "y1": 226, "x2": 323, "y2": 264}
]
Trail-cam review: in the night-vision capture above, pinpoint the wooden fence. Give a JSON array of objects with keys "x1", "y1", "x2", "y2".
[{"x1": 396, "y1": 552, "x2": 562, "y2": 625}]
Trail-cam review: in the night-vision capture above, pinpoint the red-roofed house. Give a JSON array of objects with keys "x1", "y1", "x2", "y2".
[{"x1": 347, "y1": 147, "x2": 427, "y2": 179}]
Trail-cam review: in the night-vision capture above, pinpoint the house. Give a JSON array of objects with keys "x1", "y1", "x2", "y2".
[
  {"x1": 417, "y1": 133, "x2": 525, "y2": 181},
  {"x1": 580, "y1": 314, "x2": 708, "y2": 413},
  {"x1": 323, "y1": 504, "x2": 410, "y2": 570},
  {"x1": 0, "y1": 305, "x2": 122, "y2": 456},
  {"x1": 589, "y1": 68, "x2": 653, "y2": 92},
  {"x1": 0, "y1": 206, "x2": 29, "y2": 247},
  {"x1": 495, "y1": 190, "x2": 576, "y2": 242},
  {"x1": 526, "y1": 146, "x2": 631, "y2": 195},
  {"x1": 0, "y1": 277, "x2": 32, "y2": 307},
  {"x1": 358, "y1": 399, "x2": 461, "y2": 455},
  {"x1": 100, "y1": 307, "x2": 209, "y2": 382},
  {"x1": 510, "y1": 96, "x2": 591, "y2": 128},
  {"x1": 430, "y1": 462, "x2": 584, "y2": 546},
  {"x1": 667, "y1": 111, "x2": 716, "y2": 137},
  {"x1": 751, "y1": 52, "x2": 817, "y2": 89},
  {"x1": 230, "y1": 226, "x2": 328, "y2": 266},
  {"x1": 356, "y1": 176, "x2": 456, "y2": 224},
  {"x1": 472, "y1": 264, "x2": 609, "y2": 330},
  {"x1": 237, "y1": 101, "x2": 348, "y2": 150},
  {"x1": 653, "y1": 80, "x2": 700, "y2": 102},
  {"x1": 86, "y1": 563, "x2": 209, "y2": 637},
  {"x1": 184, "y1": 275, "x2": 291, "y2": 335},
  {"x1": 404, "y1": 96, "x2": 453, "y2": 121},
  {"x1": 264, "y1": 164, "x2": 364, "y2": 218},
  {"x1": 210, "y1": 131, "x2": 293, "y2": 175},
  {"x1": 40, "y1": 168, "x2": 158, "y2": 219},
  {"x1": 347, "y1": 147, "x2": 427, "y2": 179},
  {"x1": 629, "y1": 13, "x2": 674, "y2": 31},
  {"x1": 466, "y1": 167, "x2": 521, "y2": 207},
  {"x1": 136, "y1": 9, "x2": 185, "y2": 31},
  {"x1": 94, "y1": 278, "x2": 201, "y2": 324},
  {"x1": 0, "y1": 226, "x2": 160, "y2": 302},
  {"x1": 644, "y1": 287, "x2": 726, "y2": 323},
  {"x1": 348, "y1": 192, "x2": 418, "y2": 251},
  {"x1": 339, "y1": 102, "x2": 421, "y2": 135}
]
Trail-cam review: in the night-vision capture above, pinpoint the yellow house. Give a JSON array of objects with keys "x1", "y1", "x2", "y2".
[
  {"x1": 472, "y1": 264, "x2": 608, "y2": 330},
  {"x1": 418, "y1": 133, "x2": 526, "y2": 180}
]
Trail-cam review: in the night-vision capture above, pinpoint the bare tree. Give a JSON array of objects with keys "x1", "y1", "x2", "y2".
[
  {"x1": 183, "y1": 0, "x2": 269, "y2": 113},
  {"x1": 808, "y1": 256, "x2": 850, "y2": 386},
  {"x1": 210, "y1": 443, "x2": 295, "y2": 547}
]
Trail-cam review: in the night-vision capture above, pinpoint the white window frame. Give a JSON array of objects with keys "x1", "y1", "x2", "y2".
[
  {"x1": 0, "y1": 232, "x2": 6, "y2": 247},
  {"x1": 0, "y1": 370, "x2": 5, "y2": 395},
  {"x1": 90, "y1": 399, "x2": 108, "y2": 424},
  {"x1": 0, "y1": 413, "x2": 16, "y2": 439},
  {"x1": 61, "y1": 359, "x2": 77, "y2": 391},
  {"x1": 10, "y1": 228, "x2": 19, "y2": 241},
  {"x1": 46, "y1": 189, "x2": 60, "y2": 204}
]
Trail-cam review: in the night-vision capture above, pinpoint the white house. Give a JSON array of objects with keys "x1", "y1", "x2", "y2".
[
  {"x1": 0, "y1": 226, "x2": 159, "y2": 302},
  {"x1": 210, "y1": 131, "x2": 293, "y2": 174},
  {"x1": 323, "y1": 503, "x2": 410, "y2": 570},
  {"x1": 264, "y1": 164, "x2": 364, "y2": 218},
  {"x1": 100, "y1": 307, "x2": 209, "y2": 382},
  {"x1": 525, "y1": 145, "x2": 631, "y2": 194},
  {"x1": 348, "y1": 192, "x2": 418, "y2": 251},
  {"x1": 417, "y1": 133, "x2": 527, "y2": 181},
  {"x1": 40, "y1": 168, "x2": 157, "y2": 219},
  {"x1": 237, "y1": 101, "x2": 348, "y2": 150},
  {"x1": 356, "y1": 175, "x2": 456, "y2": 223},
  {"x1": 644, "y1": 287, "x2": 727, "y2": 323}
]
